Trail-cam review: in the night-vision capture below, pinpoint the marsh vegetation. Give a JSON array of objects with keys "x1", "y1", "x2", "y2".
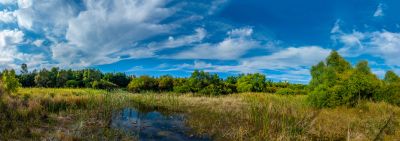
[{"x1": 1, "y1": 51, "x2": 400, "y2": 140}]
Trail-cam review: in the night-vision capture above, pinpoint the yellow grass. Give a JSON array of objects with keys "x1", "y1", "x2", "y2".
[{"x1": 1, "y1": 88, "x2": 399, "y2": 140}]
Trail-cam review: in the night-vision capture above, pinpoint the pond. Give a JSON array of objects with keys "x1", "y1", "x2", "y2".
[{"x1": 111, "y1": 108, "x2": 211, "y2": 141}]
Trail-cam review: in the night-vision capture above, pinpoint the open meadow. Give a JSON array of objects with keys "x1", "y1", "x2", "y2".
[{"x1": 1, "y1": 88, "x2": 399, "y2": 140}]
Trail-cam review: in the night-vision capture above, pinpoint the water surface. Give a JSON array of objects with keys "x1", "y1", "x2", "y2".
[{"x1": 111, "y1": 108, "x2": 210, "y2": 141}]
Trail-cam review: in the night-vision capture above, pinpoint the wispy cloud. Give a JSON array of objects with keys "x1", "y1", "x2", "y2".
[{"x1": 373, "y1": 3, "x2": 384, "y2": 17}]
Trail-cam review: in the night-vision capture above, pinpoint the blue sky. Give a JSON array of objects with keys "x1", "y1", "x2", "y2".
[{"x1": 1, "y1": 0, "x2": 400, "y2": 83}]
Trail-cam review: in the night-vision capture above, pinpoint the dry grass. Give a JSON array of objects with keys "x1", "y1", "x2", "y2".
[
  {"x1": 131, "y1": 93, "x2": 400, "y2": 141},
  {"x1": 1, "y1": 88, "x2": 400, "y2": 140}
]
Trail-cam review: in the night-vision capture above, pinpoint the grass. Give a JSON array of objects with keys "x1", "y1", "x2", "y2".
[{"x1": 1, "y1": 88, "x2": 400, "y2": 140}]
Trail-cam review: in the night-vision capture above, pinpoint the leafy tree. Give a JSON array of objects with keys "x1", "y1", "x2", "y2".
[
  {"x1": 158, "y1": 75, "x2": 174, "y2": 92},
  {"x1": 127, "y1": 75, "x2": 157, "y2": 93},
  {"x1": 1, "y1": 70, "x2": 21, "y2": 94},
  {"x1": 325, "y1": 50, "x2": 351, "y2": 73},
  {"x1": 56, "y1": 70, "x2": 70, "y2": 87},
  {"x1": 18, "y1": 64, "x2": 36, "y2": 87},
  {"x1": 236, "y1": 73, "x2": 266, "y2": 92},
  {"x1": 173, "y1": 78, "x2": 191, "y2": 93},
  {"x1": 384, "y1": 70, "x2": 400, "y2": 84},
  {"x1": 35, "y1": 69, "x2": 50, "y2": 87},
  {"x1": 82, "y1": 69, "x2": 102, "y2": 87},
  {"x1": 308, "y1": 52, "x2": 382, "y2": 107},
  {"x1": 92, "y1": 80, "x2": 118, "y2": 90},
  {"x1": 103, "y1": 72, "x2": 131, "y2": 87},
  {"x1": 65, "y1": 80, "x2": 80, "y2": 88},
  {"x1": 20, "y1": 63, "x2": 28, "y2": 74}
]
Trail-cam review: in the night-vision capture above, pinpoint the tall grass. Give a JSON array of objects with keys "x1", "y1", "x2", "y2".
[
  {"x1": 1, "y1": 88, "x2": 399, "y2": 140},
  {"x1": 0, "y1": 88, "x2": 136, "y2": 140},
  {"x1": 130, "y1": 93, "x2": 400, "y2": 140}
]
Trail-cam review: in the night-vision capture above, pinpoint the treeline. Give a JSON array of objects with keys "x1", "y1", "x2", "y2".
[
  {"x1": 308, "y1": 51, "x2": 400, "y2": 107},
  {"x1": 1, "y1": 64, "x2": 307, "y2": 95}
]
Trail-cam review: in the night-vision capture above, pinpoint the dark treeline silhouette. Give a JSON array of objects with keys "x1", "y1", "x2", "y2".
[{"x1": 0, "y1": 64, "x2": 307, "y2": 95}]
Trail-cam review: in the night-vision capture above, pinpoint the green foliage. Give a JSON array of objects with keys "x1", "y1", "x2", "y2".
[
  {"x1": 103, "y1": 72, "x2": 131, "y2": 87},
  {"x1": 1, "y1": 70, "x2": 21, "y2": 94},
  {"x1": 34, "y1": 69, "x2": 50, "y2": 87},
  {"x1": 308, "y1": 52, "x2": 382, "y2": 107},
  {"x1": 384, "y1": 70, "x2": 400, "y2": 84},
  {"x1": 158, "y1": 75, "x2": 174, "y2": 92},
  {"x1": 92, "y1": 80, "x2": 118, "y2": 90},
  {"x1": 173, "y1": 78, "x2": 191, "y2": 93},
  {"x1": 65, "y1": 80, "x2": 80, "y2": 88},
  {"x1": 236, "y1": 73, "x2": 266, "y2": 92},
  {"x1": 83, "y1": 69, "x2": 102, "y2": 87},
  {"x1": 127, "y1": 76, "x2": 158, "y2": 93},
  {"x1": 275, "y1": 88, "x2": 296, "y2": 95}
]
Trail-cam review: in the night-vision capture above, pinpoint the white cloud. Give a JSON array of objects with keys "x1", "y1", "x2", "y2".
[
  {"x1": 374, "y1": 3, "x2": 384, "y2": 17},
  {"x1": 167, "y1": 46, "x2": 331, "y2": 73},
  {"x1": 172, "y1": 27, "x2": 259, "y2": 60},
  {"x1": 50, "y1": 0, "x2": 178, "y2": 66},
  {"x1": 330, "y1": 19, "x2": 342, "y2": 34},
  {"x1": 14, "y1": 0, "x2": 79, "y2": 37},
  {"x1": 32, "y1": 39, "x2": 44, "y2": 47},
  {"x1": 0, "y1": 10, "x2": 16, "y2": 23},
  {"x1": 237, "y1": 46, "x2": 331, "y2": 71},
  {"x1": 148, "y1": 28, "x2": 207, "y2": 49},
  {"x1": 0, "y1": 0, "x2": 16, "y2": 5},
  {"x1": 0, "y1": 29, "x2": 46, "y2": 70},
  {"x1": 335, "y1": 29, "x2": 400, "y2": 67}
]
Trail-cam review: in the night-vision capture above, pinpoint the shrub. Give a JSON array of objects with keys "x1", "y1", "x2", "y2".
[
  {"x1": 127, "y1": 76, "x2": 157, "y2": 93},
  {"x1": 236, "y1": 73, "x2": 266, "y2": 92},
  {"x1": 92, "y1": 80, "x2": 118, "y2": 90},
  {"x1": 1, "y1": 70, "x2": 21, "y2": 94},
  {"x1": 275, "y1": 88, "x2": 296, "y2": 95},
  {"x1": 158, "y1": 75, "x2": 174, "y2": 92},
  {"x1": 308, "y1": 51, "x2": 382, "y2": 108},
  {"x1": 65, "y1": 80, "x2": 80, "y2": 88}
]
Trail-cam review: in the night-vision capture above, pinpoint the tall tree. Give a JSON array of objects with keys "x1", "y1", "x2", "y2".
[{"x1": 384, "y1": 70, "x2": 400, "y2": 84}]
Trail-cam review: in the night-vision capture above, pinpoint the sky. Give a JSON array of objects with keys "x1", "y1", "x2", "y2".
[{"x1": 1, "y1": 0, "x2": 400, "y2": 83}]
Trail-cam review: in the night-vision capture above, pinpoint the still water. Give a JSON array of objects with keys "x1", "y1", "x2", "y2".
[{"x1": 111, "y1": 108, "x2": 211, "y2": 141}]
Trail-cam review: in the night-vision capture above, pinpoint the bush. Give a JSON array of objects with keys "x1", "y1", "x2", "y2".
[
  {"x1": 127, "y1": 76, "x2": 157, "y2": 93},
  {"x1": 265, "y1": 86, "x2": 278, "y2": 93},
  {"x1": 236, "y1": 73, "x2": 266, "y2": 92},
  {"x1": 308, "y1": 52, "x2": 382, "y2": 108},
  {"x1": 65, "y1": 80, "x2": 80, "y2": 88},
  {"x1": 92, "y1": 80, "x2": 118, "y2": 90},
  {"x1": 275, "y1": 88, "x2": 296, "y2": 95},
  {"x1": 1, "y1": 70, "x2": 21, "y2": 94}
]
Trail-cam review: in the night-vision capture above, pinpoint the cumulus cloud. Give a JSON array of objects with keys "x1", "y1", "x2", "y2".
[
  {"x1": 0, "y1": 29, "x2": 46, "y2": 70},
  {"x1": 50, "y1": 0, "x2": 178, "y2": 66},
  {"x1": 0, "y1": 10, "x2": 16, "y2": 23},
  {"x1": 172, "y1": 27, "x2": 259, "y2": 60},
  {"x1": 334, "y1": 29, "x2": 400, "y2": 67}
]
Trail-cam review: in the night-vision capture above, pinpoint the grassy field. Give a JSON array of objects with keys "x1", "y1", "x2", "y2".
[{"x1": 1, "y1": 88, "x2": 400, "y2": 140}]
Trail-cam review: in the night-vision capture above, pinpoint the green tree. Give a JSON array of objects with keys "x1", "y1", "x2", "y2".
[
  {"x1": 35, "y1": 69, "x2": 50, "y2": 87},
  {"x1": 127, "y1": 76, "x2": 157, "y2": 93},
  {"x1": 103, "y1": 72, "x2": 131, "y2": 87},
  {"x1": 384, "y1": 70, "x2": 400, "y2": 84},
  {"x1": 325, "y1": 50, "x2": 351, "y2": 73},
  {"x1": 1, "y1": 70, "x2": 21, "y2": 94},
  {"x1": 158, "y1": 75, "x2": 174, "y2": 92},
  {"x1": 20, "y1": 63, "x2": 28, "y2": 74},
  {"x1": 92, "y1": 80, "x2": 118, "y2": 90},
  {"x1": 236, "y1": 73, "x2": 266, "y2": 92},
  {"x1": 83, "y1": 69, "x2": 102, "y2": 87}
]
